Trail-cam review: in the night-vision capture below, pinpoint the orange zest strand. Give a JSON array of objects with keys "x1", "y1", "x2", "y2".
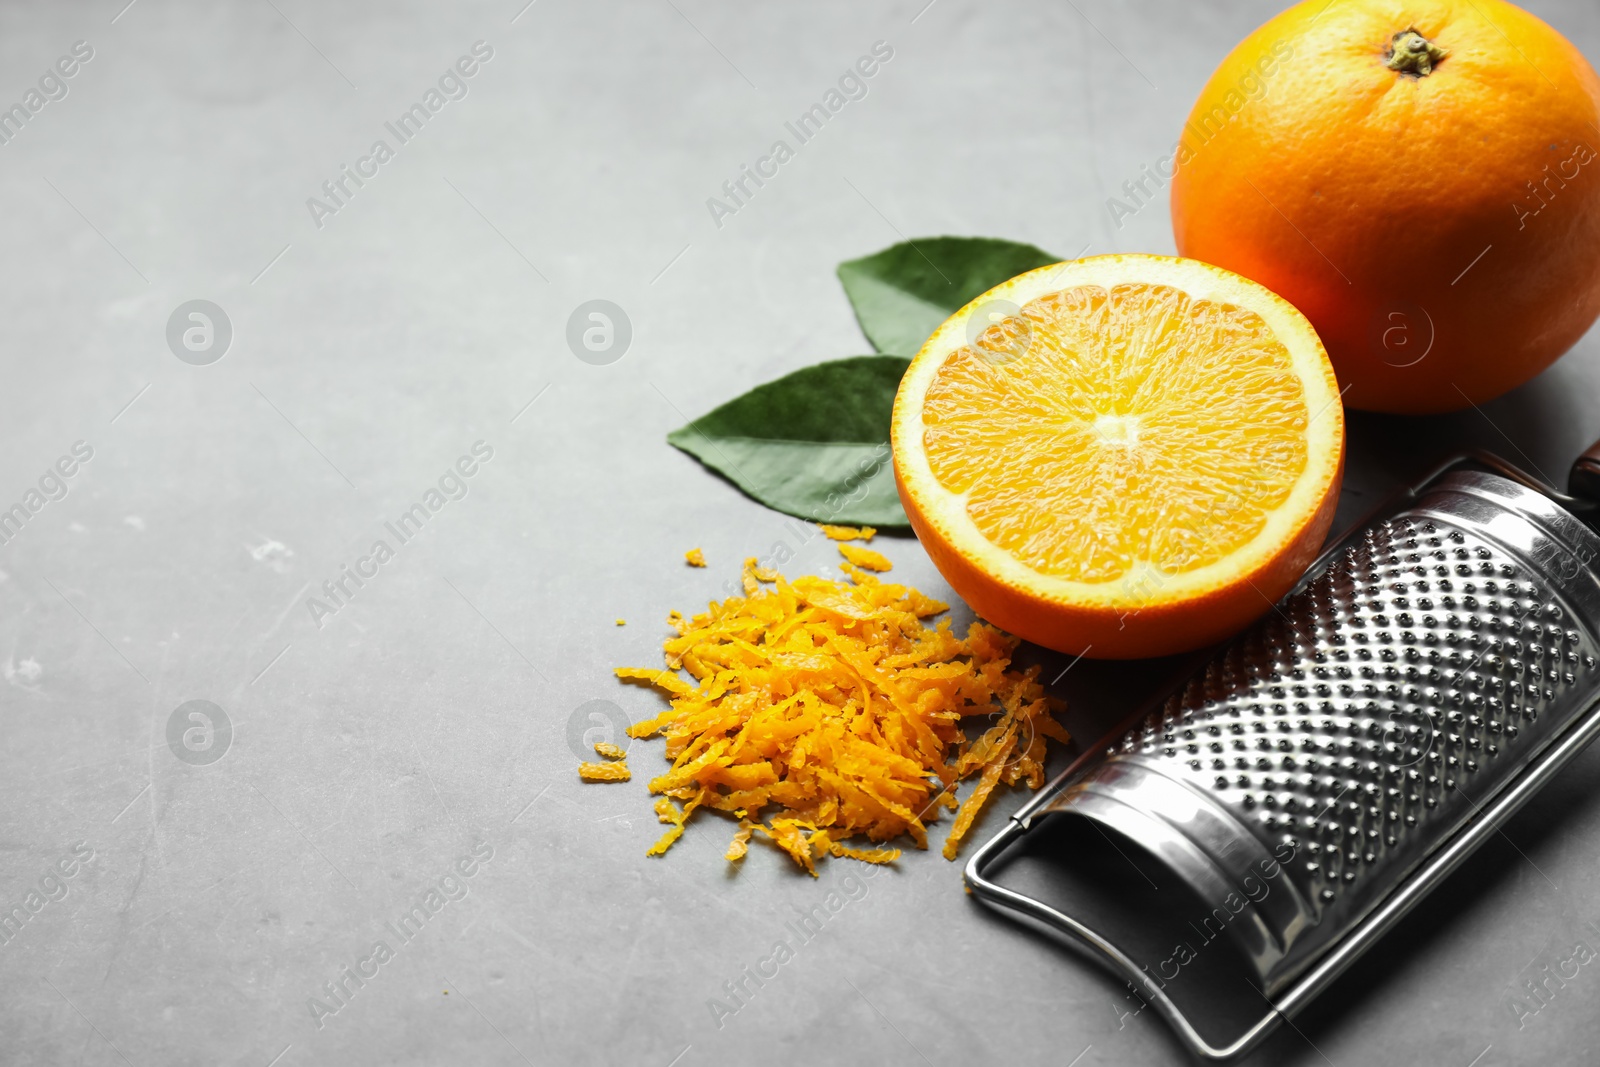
[
  {"x1": 838, "y1": 543, "x2": 893, "y2": 572},
  {"x1": 579, "y1": 760, "x2": 631, "y2": 782},
  {"x1": 819, "y1": 524, "x2": 876, "y2": 542}
]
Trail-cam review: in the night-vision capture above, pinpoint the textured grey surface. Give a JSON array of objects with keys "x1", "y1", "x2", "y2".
[{"x1": 2, "y1": 1, "x2": 1599, "y2": 1065}]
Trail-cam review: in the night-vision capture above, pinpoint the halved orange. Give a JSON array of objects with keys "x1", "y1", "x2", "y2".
[{"x1": 892, "y1": 254, "x2": 1344, "y2": 659}]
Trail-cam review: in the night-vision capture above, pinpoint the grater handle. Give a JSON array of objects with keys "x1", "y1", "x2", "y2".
[
  {"x1": 1569, "y1": 436, "x2": 1600, "y2": 504},
  {"x1": 965, "y1": 820, "x2": 1286, "y2": 1061}
]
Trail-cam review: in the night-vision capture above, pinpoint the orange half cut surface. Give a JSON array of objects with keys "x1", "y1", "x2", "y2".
[{"x1": 891, "y1": 254, "x2": 1344, "y2": 659}]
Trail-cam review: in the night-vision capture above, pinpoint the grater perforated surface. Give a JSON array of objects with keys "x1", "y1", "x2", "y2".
[
  {"x1": 1124, "y1": 514, "x2": 1599, "y2": 902},
  {"x1": 1049, "y1": 472, "x2": 1600, "y2": 993}
]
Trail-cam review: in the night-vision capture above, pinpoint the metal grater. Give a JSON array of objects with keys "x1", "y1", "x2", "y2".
[{"x1": 966, "y1": 450, "x2": 1600, "y2": 1061}]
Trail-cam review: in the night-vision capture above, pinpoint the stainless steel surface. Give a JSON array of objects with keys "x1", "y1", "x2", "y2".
[
  {"x1": 969, "y1": 470, "x2": 1600, "y2": 1060},
  {"x1": 963, "y1": 820, "x2": 1290, "y2": 1062}
]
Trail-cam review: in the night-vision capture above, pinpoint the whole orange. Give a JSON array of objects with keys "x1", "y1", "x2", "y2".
[{"x1": 1169, "y1": 0, "x2": 1600, "y2": 414}]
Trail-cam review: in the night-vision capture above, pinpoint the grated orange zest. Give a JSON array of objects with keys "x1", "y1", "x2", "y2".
[
  {"x1": 579, "y1": 760, "x2": 631, "y2": 782},
  {"x1": 648, "y1": 793, "x2": 702, "y2": 856},
  {"x1": 829, "y1": 841, "x2": 902, "y2": 864},
  {"x1": 615, "y1": 666, "x2": 696, "y2": 698},
  {"x1": 603, "y1": 561, "x2": 1069, "y2": 873},
  {"x1": 594, "y1": 741, "x2": 628, "y2": 760},
  {"x1": 838, "y1": 543, "x2": 893, "y2": 572},
  {"x1": 820, "y1": 524, "x2": 876, "y2": 542},
  {"x1": 725, "y1": 822, "x2": 755, "y2": 861},
  {"x1": 685, "y1": 548, "x2": 706, "y2": 567}
]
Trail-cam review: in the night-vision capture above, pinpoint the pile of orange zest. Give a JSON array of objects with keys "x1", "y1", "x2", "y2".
[
  {"x1": 609, "y1": 557, "x2": 1068, "y2": 873},
  {"x1": 579, "y1": 740, "x2": 632, "y2": 781},
  {"x1": 685, "y1": 548, "x2": 707, "y2": 567},
  {"x1": 838, "y1": 543, "x2": 893, "y2": 572},
  {"x1": 819, "y1": 524, "x2": 876, "y2": 542}
]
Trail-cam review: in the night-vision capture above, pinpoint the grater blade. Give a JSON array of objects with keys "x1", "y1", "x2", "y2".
[{"x1": 966, "y1": 466, "x2": 1600, "y2": 1061}]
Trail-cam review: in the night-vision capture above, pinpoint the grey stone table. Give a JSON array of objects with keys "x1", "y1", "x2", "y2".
[{"x1": 3, "y1": 1, "x2": 1599, "y2": 1064}]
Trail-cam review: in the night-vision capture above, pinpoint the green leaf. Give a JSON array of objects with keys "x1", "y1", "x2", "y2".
[
  {"x1": 667, "y1": 356, "x2": 910, "y2": 527},
  {"x1": 837, "y1": 236, "x2": 1062, "y2": 356}
]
